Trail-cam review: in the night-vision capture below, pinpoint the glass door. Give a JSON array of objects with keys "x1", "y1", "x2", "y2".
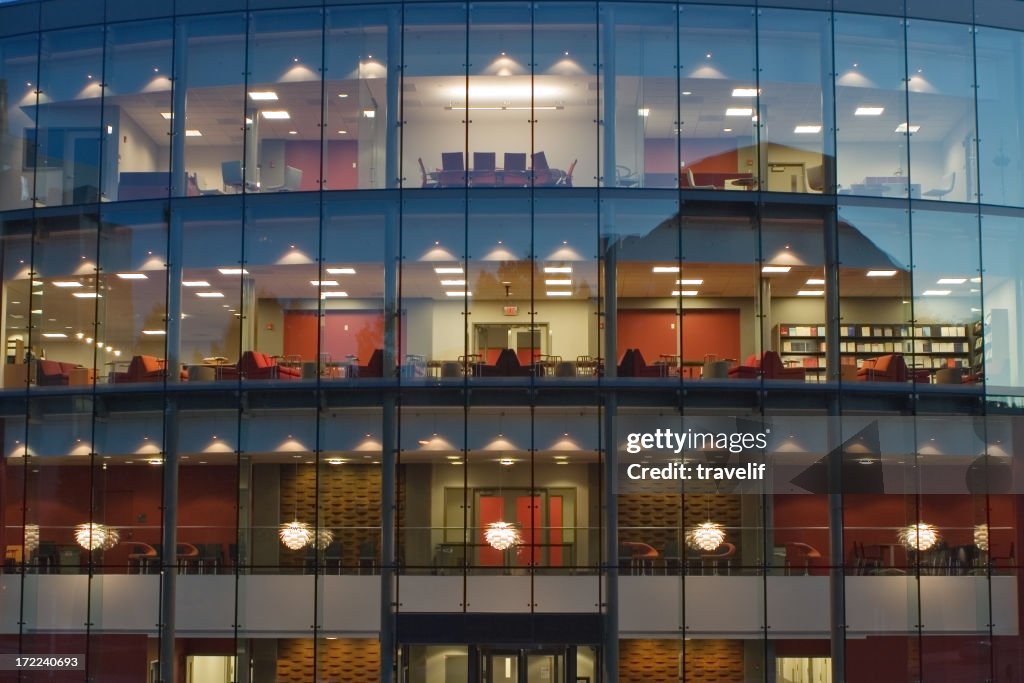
[
  {"x1": 474, "y1": 324, "x2": 548, "y2": 366},
  {"x1": 481, "y1": 649, "x2": 566, "y2": 683}
]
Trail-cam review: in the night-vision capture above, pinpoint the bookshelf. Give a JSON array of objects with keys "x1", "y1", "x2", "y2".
[{"x1": 775, "y1": 323, "x2": 975, "y2": 380}]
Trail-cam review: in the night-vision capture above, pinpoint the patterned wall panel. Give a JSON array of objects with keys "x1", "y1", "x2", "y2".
[
  {"x1": 280, "y1": 464, "x2": 382, "y2": 569},
  {"x1": 276, "y1": 638, "x2": 380, "y2": 682},
  {"x1": 619, "y1": 639, "x2": 745, "y2": 683},
  {"x1": 618, "y1": 494, "x2": 743, "y2": 563}
]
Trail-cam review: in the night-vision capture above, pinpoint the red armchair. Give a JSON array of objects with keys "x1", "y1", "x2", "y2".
[
  {"x1": 36, "y1": 360, "x2": 79, "y2": 386},
  {"x1": 356, "y1": 349, "x2": 385, "y2": 378},
  {"x1": 857, "y1": 353, "x2": 929, "y2": 383},
  {"x1": 112, "y1": 355, "x2": 174, "y2": 383},
  {"x1": 617, "y1": 349, "x2": 662, "y2": 378},
  {"x1": 728, "y1": 351, "x2": 806, "y2": 381},
  {"x1": 237, "y1": 351, "x2": 300, "y2": 380}
]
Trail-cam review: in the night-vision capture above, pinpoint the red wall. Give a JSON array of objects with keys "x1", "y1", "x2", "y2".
[
  {"x1": 617, "y1": 309, "x2": 741, "y2": 364},
  {"x1": 283, "y1": 310, "x2": 388, "y2": 364},
  {"x1": 0, "y1": 634, "x2": 149, "y2": 682},
  {"x1": 284, "y1": 140, "x2": 358, "y2": 190}
]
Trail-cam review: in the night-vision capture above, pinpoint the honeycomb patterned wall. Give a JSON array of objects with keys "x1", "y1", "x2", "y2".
[
  {"x1": 276, "y1": 638, "x2": 380, "y2": 682},
  {"x1": 618, "y1": 494, "x2": 742, "y2": 561},
  {"x1": 279, "y1": 464, "x2": 381, "y2": 568},
  {"x1": 619, "y1": 639, "x2": 745, "y2": 682}
]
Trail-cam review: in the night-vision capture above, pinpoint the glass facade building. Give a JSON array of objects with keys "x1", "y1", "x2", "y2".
[{"x1": 0, "y1": 0, "x2": 1022, "y2": 681}]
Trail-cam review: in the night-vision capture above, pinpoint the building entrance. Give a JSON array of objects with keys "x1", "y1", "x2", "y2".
[{"x1": 400, "y1": 645, "x2": 599, "y2": 683}]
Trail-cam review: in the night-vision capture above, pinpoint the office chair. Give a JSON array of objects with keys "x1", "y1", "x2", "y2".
[
  {"x1": 264, "y1": 166, "x2": 302, "y2": 192},
  {"x1": 684, "y1": 167, "x2": 716, "y2": 190},
  {"x1": 438, "y1": 152, "x2": 465, "y2": 187},
  {"x1": 221, "y1": 161, "x2": 244, "y2": 192},
  {"x1": 923, "y1": 171, "x2": 955, "y2": 200},
  {"x1": 503, "y1": 152, "x2": 528, "y2": 187},
  {"x1": 471, "y1": 152, "x2": 497, "y2": 187}
]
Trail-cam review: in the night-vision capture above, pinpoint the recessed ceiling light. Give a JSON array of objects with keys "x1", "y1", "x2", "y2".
[
  {"x1": 866, "y1": 270, "x2": 897, "y2": 277},
  {"x1": 142, "y1": 330, "x2": 166, "y2": 335},
  {"x1": 544, "y1": 266, "x2": 572, "y2": 273},
  {"x1": 731, "y1": 88, "x2": 759, "y2": 97},
  {"x1": 182, "y1": 280, "x2": 211, "y2": 287},
  {"x1": 434, "y1": 267, "x2": 464, "y2": 274},
  {"x1": 196, "y1": 292, "x2": 225, "y2": 298},
  {"x1": 637, "y1": 108, "x2": 650, "y2": 117},
  {"x1": 546, "y1": 291, "x2": 572, "y2": 297},
  {"x1": 682, "y1": 91, "x2": 692, "y2": 95},
  {"x1": 261, "y1": 110, "x2": 290, "y2": 119},
  {"x1": 895, "y1": 123, "x2": 920, "y2": 133},
  {"x1": 797, "y1": 290, "x2": 825, "y2": 296},
  {"x1": 117, "y1": 273, "x2": 147, "y2": 280},
  {"x1": 440, "y1": 279, "x2": 466, "y2": 286},
  {"x1": 676, "y1": 279, "x2": 703, "y2": 286},
  {"x1": 794, "y1": 125, "x2": 822, "y2": 134},
  {"x1": 545, "y1": 279, "x2": 572, "y2": 286},
  {"x1": 672, "y1": 290, "x2": 699, "y2": 296},
  {"x1": 855, "y1": 106, "x2": 884, "y2": 116},
  {"x1": 72, "y1": 292, "x2": 100, "y2": 298},
  {"x1": 53, "y1": 281, "x2": 83, "y2": 287},
  {"x1": 311, "y1": 280, "x2": 339, "y2": 287},
  {"x1": 337, "y1": 130, "x2": 347, "y2": 134},
  {"x1": 969, "y1": 276, "x2": 981, "y2": 283},
  {"x1": 248, "y1": 91, "x2": 279, "y2": 101},
  {"x1": 325, "y1": 267, "x2": 356, "y2": 275},
  {"x1": 652, "y1": 266, "x2": 681, "y2": 273},
  {"x1": 445, "y1": 291, "x2": 471, "y2": 297},
  {"x1": 321, "y1": 291, "x2": 349, "y2": 299},
  {"x1": 936, "y1": 278, "x2": 966, "y2": 284},
  {"x1": 218, "y1": 268, "x2": 249, "y2": 275},
  {"x1": 726, "y1": 107, "x2": 754, "y2": 117},
  {"x1": 806, "y1": 278, "x2": 825, "y2": 285},
  {"x1": 160, "y1": 112, "x2": 173, "y2": 119},
  {"x1": 363, "y1": 110, "x2": 376, "y2": 118},
  {"x1": 288, "y1": 130, "x2": 298, "y2": 135},
  {"x1": 762, "y1": 265, "x2": 791, "y2": 273},
  {"x1": 337, "y1": 93, "x2": 348, "y2": 98},
  {"x1": 922, "y1": 290, "x2": 951, "y2": 296},
  {"x1": 185, "y1": 130, "x2": 203, "y2": 137},
  {"x1": 723, "y1": 128, "x2": 733, "y2": 133},
  {"x1": 41, "y1": 333, "x2": 67, "y2": 338}
]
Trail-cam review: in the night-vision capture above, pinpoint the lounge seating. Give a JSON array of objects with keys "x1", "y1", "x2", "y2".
[
  {"x1": 112, "y1": 355, "x2": 180, "y2": 383},
  {"x1": 857, "y1": 353, "x2": 929, "y2": 383},
  {"x1": 479, "y1": 348, "x2": 533, "y2": 377},
  {"x1": 728, "y1": 351, "x2": 806, "y2": 381},
  {"x1": 36, "y1": 359, "x2": 79, "y2": 386},
  {"x1": 237, "y1": 351, "x2": 301, "y2": 380},
  {"x1": 617, "y1": 349, "x2": 662, "y2": 378},
  {"x1": 355, "y1": 349, "x2": 385, "y2": 378}
]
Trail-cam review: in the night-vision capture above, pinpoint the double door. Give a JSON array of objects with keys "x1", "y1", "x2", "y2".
[{"x1": 482, "y1": 650, "x2": 565, "y2": 683}]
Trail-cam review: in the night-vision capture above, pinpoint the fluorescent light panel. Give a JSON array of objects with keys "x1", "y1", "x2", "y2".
[
  {"x1": 544, "y1": 266, "x2": 572, "y2": 273},
  {"x1": 218, "y1": 268, "x2": 249, "y2": 275},
  {"x1": 185, "y1": 130, "x2": 203, "y2": 137},
  {"x1": 797, "y1": 290, "x2": 824, "y2": 296},
  {"x1": 445, "y1": 291, "x2": 471, "y2": 297},
  {"x1": 676, "y1": 279, "x2": 703, "y2": 286},
  {"x1": 672, "y1": 290, "x2": 698, "y2": 296},
  {"x1": 53, "y1": 281, "x2": 83, "y2": 287},
  {"x1": 117, "y1": 273, "x2": 147, "y2": 280},
  {"x1": 196, "y1": 292, "x2": 225, "y2": 298},
  {"x1": 311, "y1": 280, "x2": 339, "y2": 287},
  {"x1": 326, "y1": 268, "x2": 356, "y2": 275},
  {"x1": 762, "y1": 265, "x2": 791, "y2": 273},
  {"x1": 142, "y1": 330, "x2": 166, "y2": 335},
  {"x1": 72, "y1": 292, "x2": 100, "y2": 298},
  {"x1": 260, "y1": 110, "x2": 290, "y2": 120},
  {"x1": 321, "y1": 291, "x2": 349, "y2": 299},
  {"x1": 440, "y1": 279, "x2": 466, "y2": 286},
  {"x1": 895, "y1": 123, "x2": 921, "y2": 133},
  {"x1": 731, "y1": 88, "x2": 759, "y2": 97},
  {"x1": 652, "y1": 266, "x2": 680, "y2": 273},
  {"x1": 546, "y1": 291, "x2": 572, "y2": 297},
  {"x1": 248, "y1": 91, "x2": 278, "y2": 101},
  {"x1": 794, "y1": 125, "x2": 822, "y2": 134},
  {"x1": 726, "y1": 107, "x2": 754, "y2": 117},
  {"x1": 182, "y1": 280, "x2": 210, "y2": 287},
  {"x1": 434, "y1": 267, "x2": 464, "y2": 274},
  {"x1": 854, "y1": 106, "x2": 884, "y2": 116},
  {"x1": 806, "y1": 278, "x2": 825, "y2": 285},
  {"x1": 545, "y1": 279, "x2": 572, "y2": 286},
  {"x1": 922, "y1": 290, "x2": 951, "y2": 296},
  {"x1": 866, "y1": 270, "x2": 897, "y2": 277},
  {"x1": 936, "y1": 278, "x2": 966, "y2": 284},
  {"x1": 41, "y1": 333, "x2": 68, "y2": 338}
]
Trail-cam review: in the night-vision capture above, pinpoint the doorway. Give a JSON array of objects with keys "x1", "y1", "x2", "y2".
[
  {"x1": 185, "y1": 655, "x2": 235, "y2": 683},
  {"x1": 776, "y1": 656, "x2": 832, "y2": 683},
  {"x1": 482, "y1": 650, "x2": 565, "y2": 683},
  {"x1": 400, "y1": 644, "x2": 598, "y2": 683},
  {"x1": 474, "y1": 324, "x2": 548, "y2": 366}
]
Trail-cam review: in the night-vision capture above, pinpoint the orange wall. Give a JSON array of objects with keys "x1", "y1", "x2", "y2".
[{"x1": 617, "y1": 309, "x2": 740, "y2": 363}]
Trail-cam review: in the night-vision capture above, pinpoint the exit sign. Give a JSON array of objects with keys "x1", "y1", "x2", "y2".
[{"x1": 503, "y1": 305, "x2": 518, "y2": 316}]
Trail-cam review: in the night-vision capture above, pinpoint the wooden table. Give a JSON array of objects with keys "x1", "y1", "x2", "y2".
[{"x1": 69, "y1": 367, "x2": 97, "y2": 386}]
